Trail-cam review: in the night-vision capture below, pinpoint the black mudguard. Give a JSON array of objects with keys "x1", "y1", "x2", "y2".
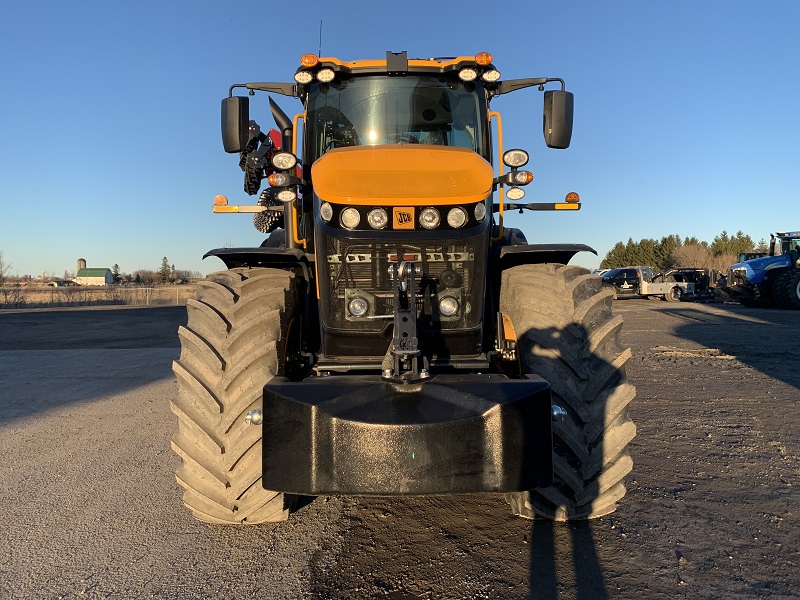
[
  {"x1": 262, "y1": 374, "x2": 553, "y2": 495},
  {"x1": 498, "y1": 243, "x2": 597, "y2": 268}
]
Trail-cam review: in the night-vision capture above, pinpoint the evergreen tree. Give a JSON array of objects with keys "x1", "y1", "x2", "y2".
[
  {"x1": 710, "y1": 230, "x2": 754, "y2": 257},
  {"x1": 600, "y1": 242, "x2": 627, "y2": 269},
  {"x1": 637, "y1": 238, "x2": 658, "y2": 268},
  {"x1": 159, "y1": 257, "x2": 171, "y2": 284},
  {"x1": 654, "y1": 235, "x2": 682, "y2": 271}
]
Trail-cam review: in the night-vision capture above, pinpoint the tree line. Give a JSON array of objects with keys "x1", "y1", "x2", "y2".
[
  {"x1": 0, "y1": 251, "x2": 203, "y2": 286},
  {"x1": 599, "y1": 230, "x2": 766, "y2": 273},
  {"x1": 113, "y1": 257, "x2": 203, "y2": 285}
]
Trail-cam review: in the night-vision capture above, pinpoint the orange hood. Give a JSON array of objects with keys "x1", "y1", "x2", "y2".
[{"x1": 311, "y1": 144, "x2": 493, "y2": 206}]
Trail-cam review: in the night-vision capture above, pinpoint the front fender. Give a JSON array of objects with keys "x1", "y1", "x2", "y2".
[
  {"x1": 203, "y1": 246, "x2": 311, "y2": 270},
  {"x1": 497, "y1": 243, "x2": 597, "y2": 269}
]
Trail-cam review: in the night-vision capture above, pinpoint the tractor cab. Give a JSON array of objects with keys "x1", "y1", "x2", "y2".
[{"x1": 773, "y1": 232, "x2": 800, "y2": 257}]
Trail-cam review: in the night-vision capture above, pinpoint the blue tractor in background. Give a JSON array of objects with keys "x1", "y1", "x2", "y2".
[{"x1": 724, "y1": 231, "x2": 800, "y2": 309}]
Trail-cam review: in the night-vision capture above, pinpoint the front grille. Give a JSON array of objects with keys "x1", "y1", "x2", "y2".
[
  {"x1": 729, "y1": 267, "x2": 749, "y2": 286},
  {"x1": 317, "y1": 233, "x2": 487, "y2": 332}
]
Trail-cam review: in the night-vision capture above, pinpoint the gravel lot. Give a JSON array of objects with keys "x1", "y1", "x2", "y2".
[{"x1": 0, "y1": 300, "x2": 797, "y2": 599}]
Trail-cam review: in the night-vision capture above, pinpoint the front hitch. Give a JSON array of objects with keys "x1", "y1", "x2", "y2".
[{"x1": 382, "y1": 261, "x2": 430, "y2": 384}]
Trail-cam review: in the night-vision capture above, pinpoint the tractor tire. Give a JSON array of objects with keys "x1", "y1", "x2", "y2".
[
  {"x1": 771, "y1": 270, "x2": 800, "y2": 310},
  {"x1": 664, "y1": 286, "x2": 682, "y2": 302},
  {"x1": 171, "y1": 267, "x2": 298, "y2": 524},
  {"x1": 500, "y1": 264, "x2": 636, "y2": 521}
]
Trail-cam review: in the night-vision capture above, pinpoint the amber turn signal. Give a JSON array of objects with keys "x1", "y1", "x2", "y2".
[
  {"x1": 300, "y1": 54, "x2": 319, "y2": 67},
  {"x1": 565, "y1": 192, "x2": 580, "y2": 203},
  {"x1": 475, "y1": 52, "x2": 493, "y2": 66},
  {"x1": 213, "y1": 194, "x2": 228, "y2": 206}
]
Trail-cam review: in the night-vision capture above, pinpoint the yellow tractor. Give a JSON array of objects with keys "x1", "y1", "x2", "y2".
[{"x1": 171, "y1": 51, "x2": 636, "y2": 524}]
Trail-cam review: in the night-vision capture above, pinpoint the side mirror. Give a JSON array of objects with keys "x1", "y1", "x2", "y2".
[
  {"x1": 221, "y1": 96, "x2": 250, "y2": 153},
  {"x1": 543, "y1": 90, "x2": 574, "y2": 149}
]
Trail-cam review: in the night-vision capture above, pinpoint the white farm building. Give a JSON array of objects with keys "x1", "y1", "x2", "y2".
[{"x1": 75, "y1": 268, "x2": 114, "y2": 286}]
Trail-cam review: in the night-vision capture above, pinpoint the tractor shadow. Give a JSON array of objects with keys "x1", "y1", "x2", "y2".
[
  {"x1": 528, "y1": 519, "x2": 607, "y2": 600},
  {"x1": 519, "y1": 320, "x2": 623, "y2": 600}
]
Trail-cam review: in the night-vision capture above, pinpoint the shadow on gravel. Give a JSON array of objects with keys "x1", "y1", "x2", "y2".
[
  {"x1": 0, "y1": 306, "x2": 185, "y2": 350},
  {"x1": 661, "y1": 302, "x2": 800, "y2": 390},
  {"x1": 529, "y1": 520, "x2": 607, "y2": 600},
  {"x1": 0, "y1": 307, "x2": 185, "y2": 424},
  {"x1": 519, "y1": 320, "x2": 623, "y2": 600}
]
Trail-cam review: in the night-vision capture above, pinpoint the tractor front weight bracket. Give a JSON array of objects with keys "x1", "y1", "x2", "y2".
[{"x1": 382, "y1": 261, "x2": 429, "y2": 384}]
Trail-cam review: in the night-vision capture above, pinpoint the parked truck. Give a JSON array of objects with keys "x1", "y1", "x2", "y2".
[
  {"x1": 171, "y1": 52, "x2": 636, "y2": 524},
  {"x1": 601, "y1": 266, "x2": 695, "y2": 302},
  {"x1": 724, "y1": 231, "x2": 800, "y2": 309}
]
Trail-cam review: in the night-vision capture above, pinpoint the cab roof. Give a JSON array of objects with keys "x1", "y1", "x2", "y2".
[{"x1": 296, "y1": 51, "x2": 497, "y2": 77}]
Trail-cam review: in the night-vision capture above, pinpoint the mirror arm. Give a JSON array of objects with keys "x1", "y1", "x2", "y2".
[
  {"x1": 495, "y1": 77, "x2": 566, "y2": 96},
  {"x1": 228, "y1": 82, "x2": 299, "y2": 98}
]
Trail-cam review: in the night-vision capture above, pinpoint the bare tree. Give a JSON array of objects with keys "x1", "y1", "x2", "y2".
[
  {"x1": 710, "y1": 252, "x2": 737, "y2": 273},
  {"x1": 133, "y1": 269, "x2": 157, "y2": 286},
  {"x1": 0, "y1": 250, "x2": 10, "y2": 286},
  {"x1": 672, "y1": 243, "x2": 712, "y2": 269}
]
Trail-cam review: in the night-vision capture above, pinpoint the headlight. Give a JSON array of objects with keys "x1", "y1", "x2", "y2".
[
  {"x1": 316, "y1": 68, "x2": 335, "y2": 83},
  {"x1": 438, "y1": 296, "x2": 459, "y2": 317},
  {"x1": 506, "y1": 187, "x2": 525, "y2": 201},
  {"x1": 503, "y1": 149, "x2": 529, "y2": 168},
  {"x1": 294, "y1": 71, "x2": 313, "y2": 84},
  {"x1": 340, "y1": 207, "x2": 360, "y2": 229},
  {"x1": 348, "y1": 296, "x2": 369, "y2": 317},
  {"x1": 458, "y1": 68, "x2": 478, "y2": 82},
  {"x1": 447, "y1": 207, "x2": 467, "y2": 229},
  {"x1": 419, "y1": 207, "x2": 441, "y2": 229},
  {"x1": 367, "y1": 208, "x2": 388, "y2": 229},
  {"x1": 271, "y1": 152, "x2": 297, "y2": 170},
  {"x1": 276, "y1": 189, "x2": 297, "y2": 202},
  {"x1": 474, "y1": 202, "x2": 487, "y2": 221},
  {"x1": 481, "y1": 69, "x2": 501, "y2": 82},
  {"x1": 320, "y1": 202, "x2": 333, "y2": 222}
]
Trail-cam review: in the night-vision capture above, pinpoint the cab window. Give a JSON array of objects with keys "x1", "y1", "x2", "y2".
[{"x1": 305, "y1": 75, "x2": 487, "y2": 163}]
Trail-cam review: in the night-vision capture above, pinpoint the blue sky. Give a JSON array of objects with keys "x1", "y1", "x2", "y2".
[{"x1": 1, "y1": 0, "x2": 798, "y2": 277}]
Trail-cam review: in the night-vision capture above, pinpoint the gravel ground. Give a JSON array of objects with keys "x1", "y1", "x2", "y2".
[{"x1": 0, "y1": 300, "x2": 797, "y2": 599}]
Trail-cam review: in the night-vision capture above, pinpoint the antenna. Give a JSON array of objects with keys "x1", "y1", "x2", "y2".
[{"x1": 318, "y1": 20, "x2": 323, "y2": 56}]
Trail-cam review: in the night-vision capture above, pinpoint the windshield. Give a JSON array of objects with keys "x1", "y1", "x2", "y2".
[
  {"x1": 779, "y1": 238, "x2": 800, "y2": 255},
  {"x1": 305, "y1": 75, "x2": 487, "y2": 164}
]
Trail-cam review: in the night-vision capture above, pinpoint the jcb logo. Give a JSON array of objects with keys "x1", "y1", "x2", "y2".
[{"x1": 393, "y1": 207, "x2": 415, "y2": 230}]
